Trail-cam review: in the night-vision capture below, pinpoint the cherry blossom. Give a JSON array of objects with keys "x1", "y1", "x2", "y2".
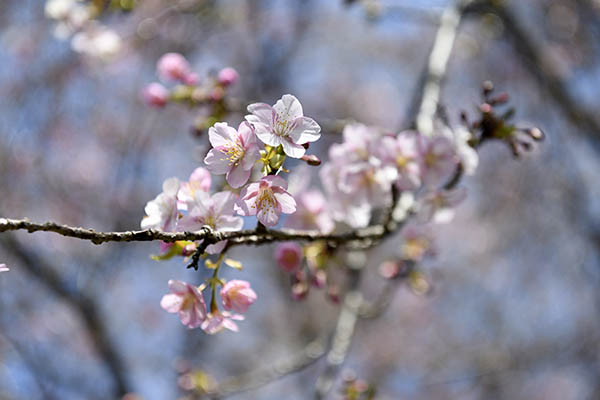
[
  {"x1": 400, "y1": 223, "x2": 435, "y2": 262},
  {"x1": 141, "y1": 177, "x2": 180, "y2": 232},
  {"x1": 245, "y1": 94, "x2": 321, "y2": 158},
  {"x1": 203, "y1": 122, "x2": 260, "y2": 188},
  {"x1": 217, "y1": 67, "x2": 239, "y2": 86},
  {"x1": 419, "y1": 187, "x2": 467, "y2": 224},
  {"x1": 178, "y1": 191, "x2": 243, "y2": 254},
  {"x1": 160, "y1": 280, "x2": 207, "y2": 329},
  {"x1": 275, "y1": 242, "x2": 303, "y2": 272},
  {"x1": 157, "y1": 53, "x2": 192, "y2": 83},
  {"x1": 220, "y1": 280, "x2": 257, "y2": 313},
  {"x1": 143, "y1": 83, "x2": 169, "y2": 108},
  {"x1": 177, "y1": 167, "x2": 212, "y2": 209},
  {"x1": 236, "y1": 175, "x2": 296, "y2": 227},
  {"x1": 201, "y1": 311, "x2": 244, "y2": 334},
  {"x1": 417, "y1": 135, "x2": 458, "y2": 187},
  {"x1": 285, "y1": 190, "x2": 334, "y2": 233},
  {"x1": 380, "y1": 131, "x2": 422, "y2": 191}
]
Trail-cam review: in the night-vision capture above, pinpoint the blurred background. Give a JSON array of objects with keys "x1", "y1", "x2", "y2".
[{"x1": 1, "y1": 0, "x2": 600, "y2": 399}]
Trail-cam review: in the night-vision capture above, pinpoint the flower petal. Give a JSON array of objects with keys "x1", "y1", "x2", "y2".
[
  {"x1": 280, "y1": 139, "x2": 306, "y2": 158},
  {"x1": 274, "y1": 191, "x2": 296, "y2": 214},
  {"x1": 208, "y1": 122, "x2": 236, "y2": 148},
  {"x1": 273, "y1": 94, "x2": 303, "y2": 120},
  {"x1": 226, "y1": 165, "x2": 251, "y2": 188}
]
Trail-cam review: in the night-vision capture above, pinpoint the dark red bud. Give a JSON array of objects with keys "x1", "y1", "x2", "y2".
[{"x1": 301, "y1": 154, "x2": 321, "y2": 166}]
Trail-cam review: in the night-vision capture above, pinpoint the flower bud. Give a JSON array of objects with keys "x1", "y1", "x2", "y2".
[
  {"x1": 291, "y1": 282, "x2": 309, "y2": 301},
  {"x1": 157, "y1": 52, "x2": 192, "y2": 82},
  {"x1": 311, "y1": 269, "x2": 327, "y2": 288},
  {"x1": 217, "y1": 67, "x2": 239, "y2": 86},
  {"x1": 327, "y1": 285, "x2": 341, "y2": 304},
  {"x1": 142, "y1": 82, "x2": 169, "y2": 107},
  {"x1": 275, "y1": 242, "x2": 303, "y2": 272},
  {"x1": 220, "y1": 280, "x2": 257, "y2": 313},
  {"x1": 301, "y1": 154, "x2": 321, "y2": 166}
]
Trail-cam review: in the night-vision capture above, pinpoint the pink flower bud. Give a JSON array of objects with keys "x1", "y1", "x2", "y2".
[
  {"x1": 220, "y1": 280, "x2": 257, "y2": 313},
  {"x1": 291, "y1": 282, "x2": 308, "y2": 301},
  {"x1": 143, "y1": 82, "x2": 169, "y2": 108},
  {"x1": 275, "y1": 242, "x2": 303, "y2": 272},
  {"x1": 311, "y1": 269, "x2": 327, "y2": 288},
  {"x1": 157, "y1": 52, "x2": 192, "y2": 82},
  {"x1": 217, "y1": 67, "x2": 239, "y2": 86},
  {"x1": 184, "y1": 72, "x2": 199, "y2": 86}
]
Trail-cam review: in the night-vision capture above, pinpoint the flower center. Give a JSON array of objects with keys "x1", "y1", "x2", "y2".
[
  {"x1": 274, "y1": 116, "x2": 294, "y2": 137},
  {"x1": 223, "y1": 140, "x2": 245, "y2": 166},
  {"x1": 255, "y1": 188, "x2": 276, "y2": 212}
]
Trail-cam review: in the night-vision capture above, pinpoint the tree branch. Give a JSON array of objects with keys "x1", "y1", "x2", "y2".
[{"x1": 0, "y1": 216, "x2": 406, "y2": 250}]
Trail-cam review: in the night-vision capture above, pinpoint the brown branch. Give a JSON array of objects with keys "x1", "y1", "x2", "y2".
[{"x1": 0, "y1": 217, "x2": 402, "y2": 250}]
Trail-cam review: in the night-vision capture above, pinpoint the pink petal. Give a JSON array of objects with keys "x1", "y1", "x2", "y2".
[
  {"x1": 160, "y1": 294, "x2": 183, "y2": 313},
  {"x1": 274, "y1": 191, "x2": 296, "y2": 214},
  {"x1": 204, "y1": 148, "x2": 232, "y2": 175},
  {"x1": 280, "y1": 139, "x2": 306, "y2": 158},
  {"x1": 208, "y1": 123, "x2": 236, "y2": 148},
  {"x1": 226, "y1": 165, "x2": 251, "y2": 188},
  {"x1": 273, "y1": 94, "x2": 303, "y2": 120}
]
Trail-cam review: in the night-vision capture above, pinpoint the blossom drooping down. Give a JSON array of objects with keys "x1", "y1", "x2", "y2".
[
  {"x1": 178, "y1": 191, "x2": 243, "y2": 254},
  {"x1": 236, "y1": 175, "x2": 296, "y2": 227},
  {"x1": 0, "y1": 264, "x2": 9, "y2": 273},
  {"x1": 204, "y1": 122, "x2": 261, "y2": 188},
  {"x1": 141, "y1": 177, "x2": 180, "y2": 232},
  {"x1": 160, "y1": 280, "x2": 207, "y2": 329},
  {"x1": 245, "y1": 94, "x2": 321, "y2": 158},
  {"x1": 201, "y1": 311, "x2": 244, "y2": 334},
  {"x1": 220, "y1": 280, "x2": 257, "y2": 313},
  {"x1": 274, "y1": 242, "x2": 303, "y2": 272},
  {"x1": 157, "y1": 53, "x2": 193, "y2": 83}
]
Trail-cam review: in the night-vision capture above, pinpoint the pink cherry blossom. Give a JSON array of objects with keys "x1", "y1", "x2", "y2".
[
  {"x1": 236, "y1": 175, "x2": 296, "y2": 227},
  {"x1": 275, "y1": 242, "x2": 303, "y2": 272},
  {"x1": 0, "y1": 264, "x2": 9, "y2": 273},
  {"x1": 142, "y1": 82, "x2": 169, "y2": 108},
  {"x1": 285, "y1": 190, "x2": 334, "y2": 233},
  {"x1": 417, "y1": 135, "x2": 458, "y2": 187},
  {"x1": 245, "y1": 94, "x2": 321, "y2": 158},
  {"x1": 177, "y1": 167, "x2": 212, "y2": 209},
  {"x1": 203, "y1": 122, "x2": 260, "y2": 188},
  {"x1": 157, "y1": 52, "x2": 192, "y2": 83},
  {"x1": 141, "y1": 177, "x2": 180, "y2": 232},
  {"x1": 220, "y1": 280, "x2": 257, "y2": 313},
  {"x1": 380, "y1": 131, "x2": 422, "y2": 191},
  {"x1": 419, "y1": 186, "x2": 467, "y2": 224},
  {"x1": 160, "y1": 280, "x2": 207, "y2": 329},
  {"x1": 178, "y1": 191, "x2": 243, "y2": 254},
  {"x1": 400, "y1": 223, "x2": 435, "y2": 262},
  {"x1": 217, "y1": 67, "x2": 239, "y2": 86},
  {"x1": 201, "y1": 311, "x2": 244, "y2": 334}
]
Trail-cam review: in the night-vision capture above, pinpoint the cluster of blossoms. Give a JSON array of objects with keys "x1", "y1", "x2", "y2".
[
  {"x1": 141, "y1": 92, "x2": 323, "y2": 333},
  {"x1": 142, "y1": 75, "x2": 529, "y2": 330},
  {"x1": 44, "y1": 0, "x2": 122, "y2": 60},
  {"x1": 143, "y1": 53, "x2": 240, "y2": 136}
]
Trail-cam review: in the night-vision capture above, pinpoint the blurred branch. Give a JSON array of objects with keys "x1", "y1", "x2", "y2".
[
  {"x1": 465, "y1": 0, "x2": 600, "y2": 140},
  {"x1": 210, "y1": 336, "x2": 328, "y2": 398},
  {"x1": 0, "y1": 235, "x2": 130, "y2": 397}
]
